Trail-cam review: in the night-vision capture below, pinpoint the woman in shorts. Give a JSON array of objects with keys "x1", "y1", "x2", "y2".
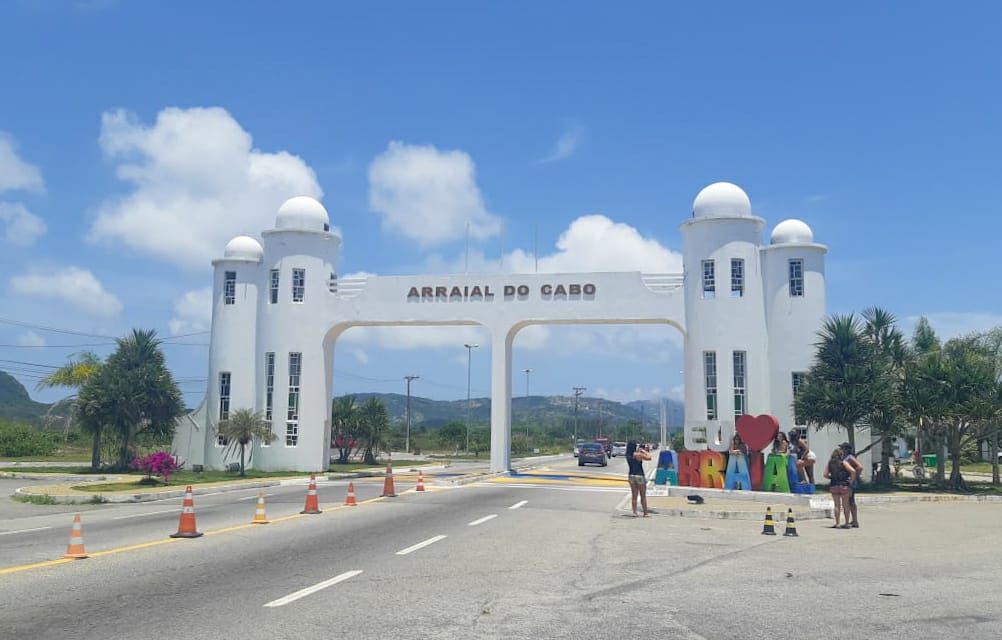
[
  {"x1": 625, "y1": 440, "x2": 651, "y2": 517},
  {"x1": 823, "y1": 448, "x2": 856, "y2": 528}
]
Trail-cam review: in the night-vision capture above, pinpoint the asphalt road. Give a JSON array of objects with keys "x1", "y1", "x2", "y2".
[{"x1": 2, "y1": 456, "x2": 1000, "y2": 640}]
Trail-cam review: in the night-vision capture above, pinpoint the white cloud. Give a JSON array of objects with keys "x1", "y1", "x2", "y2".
[
  {"x1": 349, "y1": 348, "x2": 369, "y2": 365},
  {"x1": 368, "y1": 141, "x2": 502, "y2": 247},
  {"x1": 424, "y1": 214, "x2": 682, "y2": 276},
  {"x1": 168, "y1": 287, "x2": 212, "y2": 336},
  {"x1": 537, "y1": 123, "x2": 584, "y2": 164},
  {"x1": 514, "y1": 214, "x2": 682, "y2": 274},
  {"x1": 0, "y1": 202, "x2": 47, "y2": 245},
  {"x1": 16, "y1": 331, "x2": 46, "y2": 347},
  {"x1": 335, "y1": 216, "x2": 683, "y2": 355},
  {"x1": 10, "y1": 266, "x2": 123, "y2": 317},
  {"x1": 0, "y1": 133, "x2": 44, "y2": 193},
  {"x1": 89, "y1": 107, "x2": 322, "y2": 270},
  {"x1": 902, "y1": 312, "x2": 1002, "y2": 341}
]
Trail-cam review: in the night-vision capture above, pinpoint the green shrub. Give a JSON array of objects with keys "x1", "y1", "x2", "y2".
[{"x1": 0, "y1": 420, "x2": 59, "y2": 457}]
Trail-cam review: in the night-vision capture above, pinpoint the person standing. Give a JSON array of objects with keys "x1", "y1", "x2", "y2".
[
  {"x1": 625, "y1": 440, "x2": 651, "y2": 517},
  {"x1": 823, "y1": 448, "x2": 856, "y2": 528},
  {"x1": 840, "y1": 442, "x2": 865, "y2": 527}
]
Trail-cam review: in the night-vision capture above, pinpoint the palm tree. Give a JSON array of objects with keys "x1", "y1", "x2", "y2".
[
  {"x1": 76, "y1": 329, "x2": 184, "y2": 469},
  {"x1": 357, "y1": 397, "x2": 389, "y2": 465},
  {"x1": 216, "y1": 408, "x2": 276, "y2": 476},
  {"x1": 37, "y1": 352, "x2": 104, "y2": 468},
  {"x1": 795, "y1": 314, "x2": 886, "y2": 450},
  {"x1": 860, "y1": 307, "x2": 908, "y2": 483},
  {"x1": 331, "y1": 395, "x2": 358, "y2": 464}
]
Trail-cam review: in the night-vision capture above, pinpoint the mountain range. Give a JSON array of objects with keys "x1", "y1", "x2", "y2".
[{"x1": 1, "y1": 370, "x2": 685, "y2": 432}]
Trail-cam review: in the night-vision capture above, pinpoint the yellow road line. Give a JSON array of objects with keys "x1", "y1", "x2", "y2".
[{"x1": 0, "y1": 492, "x2": 397, "y2": 575}]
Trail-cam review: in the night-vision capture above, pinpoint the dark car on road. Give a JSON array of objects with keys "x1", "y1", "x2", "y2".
[{"x1": 577, "y1": 442, "x2": 608, "y2": 467}]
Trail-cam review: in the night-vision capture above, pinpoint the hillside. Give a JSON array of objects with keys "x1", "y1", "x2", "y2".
[
  {"x1": 1, "y1": 368, "x2": 685, "y2": 433},
  {"x1": 343, "y1": 391, "x2": 685, "y2": 432},
  {"x1": 0, "y1": 371, "x2": 52, "y2": 425}
]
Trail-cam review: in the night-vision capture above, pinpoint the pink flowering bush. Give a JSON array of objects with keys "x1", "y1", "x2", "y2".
[{"x1": 131, "y1": 451, "x2": 181, "y2": 485}]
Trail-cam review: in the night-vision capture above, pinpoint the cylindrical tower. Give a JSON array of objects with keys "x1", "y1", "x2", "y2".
[
  {"x1": 203, "y1": 235, "x2": 263, "y2": 469},
  {"x1": 256, "y1": 196, "x2": 342, "y2": 472},
  {"x1": 680, "y1": 182, "x2": 769, "y2": 450},
  {"x1": 761, "y1": 218, "x2": 827, "y2": 444}
]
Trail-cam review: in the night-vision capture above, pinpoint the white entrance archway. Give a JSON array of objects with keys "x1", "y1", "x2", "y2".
[{"x1": 174, "y1": 182, "x2": 829, "y2": 473}]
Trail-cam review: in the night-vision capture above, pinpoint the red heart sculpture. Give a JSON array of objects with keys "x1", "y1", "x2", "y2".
[{"x1": 735, "y1": 414, "x2": 779, "y2": 452}]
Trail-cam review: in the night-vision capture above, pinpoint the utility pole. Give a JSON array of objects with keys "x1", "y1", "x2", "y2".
[
  {"x1": 522, "y1": 368, "x2": 532, "y2": 440},
  {"x1": 573, "y1": 386, "x2": 586, "y2": 444},
  {"x1": 404, "y1": 375, "x2": 419, "y2": 454},
  {"x1": 464, "y1": 343, "x2": 479, "y2": 452}
]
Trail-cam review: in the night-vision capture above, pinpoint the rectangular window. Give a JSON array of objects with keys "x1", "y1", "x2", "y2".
[
  {"x1": 292, "y1": 268, "x2": 306, "y2": 303},
  {"x1": 788, "y1": 259, "x2": 804, "y2": 297},
  {"x1": 701, "y1": 260, "x2": 715, "y2": 298},
  {"x1": 703, "y1": 351, "x2": 717, "y2": 420},
  {"x1": 217, "y1": 371, "x2": 231, "y2": 446},
  {"x1": 286, "y1": 352, "x2": 301, "y2": 446},
  {"x1": 792, "y1": 371, "x2": 805, "y2": 424},
  {"x1": 733, "y1": 351, "x2": 747, "y2": 417},
  {"x1": 223, "y1": 271, "x2": 236, "y2": 305},
  {"x1": 730, "y1": 259, "x2": 744, "y2": 297},
  {"x1": 264, "y1": 352, "x2": 275, "y2": 421},
  {"x1": 269, "y1": 269, "x2": 279, "y2": 304}
]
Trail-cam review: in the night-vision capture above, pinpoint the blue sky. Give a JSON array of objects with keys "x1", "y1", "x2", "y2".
[{"x1": 2, "y1": 1, "x2": 1001, "y2": 410}]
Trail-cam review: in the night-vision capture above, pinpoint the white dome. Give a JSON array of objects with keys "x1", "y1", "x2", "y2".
[
  {"x1": 275, "y1": 196, "x2": 330, "y2": 232},
  {"x1": 223, "y1": 235, "x2": 263, "y2": 261},
  {"x1": 770, "y1": 219, "x2": 814, "y2": 244},
  {"x1": 692, "y1": 182, "x2": 752, "y2": 219}
]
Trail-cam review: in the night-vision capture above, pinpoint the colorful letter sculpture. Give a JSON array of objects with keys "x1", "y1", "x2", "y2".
[
  {"x1": 724, "y1": 451, "x2": 751, "y2": 490},
  {"x1": 762, "y1": 454, "x2": 791, "y2": 493},
  {"x1": 655, "y1": 450, "x2": 679, "y2": 486}
]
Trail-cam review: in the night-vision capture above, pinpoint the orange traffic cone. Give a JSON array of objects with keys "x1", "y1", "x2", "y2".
[
  {"x1": 381, "y1": 458, "x2": 397, "y2": 497},
  {"x1": 63, "y1": 514, "x2": 88, "y2": 559},
  {"x1": 344, "y1": 481, "x2": 358, "y2": 506},
  {"x1": 300, "y1": 474, "x2": 322, "y2": 514},
  {"x1": 416, "y1": 469, "x2": 425, "y2": 492},
  {"x1": 251, "y1": 493, "x2": 269, "y2": 524},
  {"x1": 170, "y1": 486, "x2": 203, "y2": 538}
]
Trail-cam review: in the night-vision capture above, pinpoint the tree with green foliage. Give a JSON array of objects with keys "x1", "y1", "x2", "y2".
[
  {"x1": 794, "y1": 313, "x2": 891, "y2": 451},
  {"x1": 437, "y1": 421, "x2": 466, "y2": 451},
  {"x1": 331, "y1": 395, "x2": 361, "y2": 464},
  {"x1": 0, "y1": 420, "x2": 57, "y2": 457},
  {"x1": 357, "y1": 396, "x2": 389, "y2": 464},
  {"x1": 901, "y1": 335, "x2": 998, "y2": 491},
  {"x1": 75, "y1": 329, "x2": 183, "y2": 470},
  {"x1": 216, "y1": 408, "x2": 276, "y2": 476},
  {"x1": 37, "y1": 352, "x2": 104, "y2": 468},
  {"x1": 976, "y1": 327, "x2": 1002, "y2": 485},
  {"x1": 859, "y1": 307, "x2": 909, "y2": 484}
]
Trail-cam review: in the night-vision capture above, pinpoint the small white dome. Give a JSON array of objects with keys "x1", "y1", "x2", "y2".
[
  {"x1": 275, "y1": 196, "x2": 330, "y2": 232},
  {"x1": 692, "y1": 182, "x2": 752, "y2": 218},
  {"x1": 770, "y1": 219, "x2": 814, "y2": 244},
  {"x1": 223, "y1": 235, "x2": 263, "y2": 261}
]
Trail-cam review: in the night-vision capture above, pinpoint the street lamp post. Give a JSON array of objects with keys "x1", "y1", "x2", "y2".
[
  {"x1": 404, "y1": 375, "x2": 419, "y2": 454},
  {"x1": 464, "y1": 343, "x2": 478, "y2": 452},
  {"x1": 573, "y1": 386, "x2": 586, "y2": 444},
  {"x1": 522, "y1": 368, "x2": 532, "y2": 440}
]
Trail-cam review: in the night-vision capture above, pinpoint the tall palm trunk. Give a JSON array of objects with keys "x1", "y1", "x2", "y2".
[{"x1": 90, "y1": 428, "x2": 102, "y2": 469}]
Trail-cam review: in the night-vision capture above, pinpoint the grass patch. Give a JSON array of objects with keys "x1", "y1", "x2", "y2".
[
  {"x1": 13, "y1": 494, "x2": 58, "y2": 505},
  {"x1": 0, "y1": 455, "x2": 91, "y2": 463}
]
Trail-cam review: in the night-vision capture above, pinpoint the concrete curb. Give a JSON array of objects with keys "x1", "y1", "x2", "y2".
[{"x1": 9, "y1": 463, "x2": 483, "y2": 504}]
